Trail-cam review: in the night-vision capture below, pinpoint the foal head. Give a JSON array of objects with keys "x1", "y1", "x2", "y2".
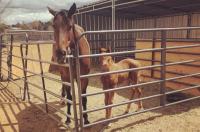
[
  {"x1": 48, "y1": 3, "x2": 77, "y2": 64},
  {"x1": 99, "y1": 47, "x2": 113, "y2": 69}
]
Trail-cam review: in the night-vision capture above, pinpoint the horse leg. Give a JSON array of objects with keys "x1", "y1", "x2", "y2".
[
  {"x1": 65, "y1": 86, "x2": 72, "y2": 124},
  {"x1": 60, "y1": 84, "x2": 66, "y2": 105},
  {"x1": 81, "y1": 78, "x2": 90, "y2": 124},
  {"x1": 60, "y1": 69, "x2": 72, "y2": 124}
]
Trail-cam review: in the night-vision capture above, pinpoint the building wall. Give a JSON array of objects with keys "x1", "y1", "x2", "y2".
[
  {"x1": 75, "y1": 12, "x2": 200, "y2": 39},
  {"x1": 136, "y1": 40, "x2": 200, "y2": 96}
]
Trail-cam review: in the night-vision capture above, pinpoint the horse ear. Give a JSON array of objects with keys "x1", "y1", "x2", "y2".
[
  {"x1": 68, "y1": 3, "x2": 76, "y2": 17},
  {"x1": 47, "y1": 6, "x2": 57, "y2": 16}
]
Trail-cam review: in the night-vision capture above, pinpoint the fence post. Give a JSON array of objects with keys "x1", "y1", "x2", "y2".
[
  {"x1": 7, "y1": 34, "x2": 13, "y2": 79},
  {"x1": 75, "y1": 38, "x2": 84, "y2": 131},
  {"x1": 37, "y1": 44, "x2": 48, "y2": 113},
  {"x1": 68, "y1": 54, "x2": 79, "y2": 132},
  {"x1": 112, "y1": 0, "x2": 116, "y2": 61},
  {"x1": 160, "y1": 30, "x2": 166, "y2": 106},
  {"x1": 21, "y1": 33, "x2": 30, "y2": 101},
  {"x1": 151, "y1": 31, "x2": 156, "y2": 78}
]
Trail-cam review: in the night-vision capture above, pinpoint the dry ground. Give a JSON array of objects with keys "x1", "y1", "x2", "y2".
[{"x1": 0, "y1": 69, "x2": 200, "y2": 132}]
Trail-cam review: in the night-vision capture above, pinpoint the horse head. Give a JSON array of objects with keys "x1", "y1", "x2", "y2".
[{"x1": 48, "y1": 3, "x2": 77, "y2": 64}]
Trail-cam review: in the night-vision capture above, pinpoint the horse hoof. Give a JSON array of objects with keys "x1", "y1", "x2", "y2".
[
  {"x1": 84, "y1": 120, "x2": 90, "y2": 125},
  {"x1": 65, "y1": 119, "x2": 71, "y2": 125},
  {"x1": 60, "y1": 101, "x2": 65, "y2": 105},
  {"x1": 60, "y1": 98, "x2": 66, "y2": 105}
]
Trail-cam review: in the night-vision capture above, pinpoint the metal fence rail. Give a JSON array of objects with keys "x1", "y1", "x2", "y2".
[
  {"x1": 75, "y1": 27, "x2": 200, "y2": 130},
  {"x1": 0, "y1": 27, "x2": 200, "y2": 131},
  {"x1": 0, "y1": 32, "x2": 78, "y2": 131}
]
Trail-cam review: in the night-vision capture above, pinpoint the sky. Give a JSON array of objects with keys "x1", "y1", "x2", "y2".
[{"x1": 0, "y1": 0, "x2": 100, "y2": 25}]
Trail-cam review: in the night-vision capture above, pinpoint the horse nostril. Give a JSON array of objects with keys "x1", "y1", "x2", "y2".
[{"x1": 56, "y1": 49, "x2": 66, "y2": 57}]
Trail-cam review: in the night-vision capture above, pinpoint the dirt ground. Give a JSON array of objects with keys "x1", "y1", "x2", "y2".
[{"x1": 0, "y1": 68, "x2": 200, "y2": 132}]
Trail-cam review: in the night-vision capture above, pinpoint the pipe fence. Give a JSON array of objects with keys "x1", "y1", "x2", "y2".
[
  {"x1": 75, "y1": 27, "x2": 200, "y2": 129},
  {"x1": 0, "y1": 27, "x2": 200, "y2": 131}
]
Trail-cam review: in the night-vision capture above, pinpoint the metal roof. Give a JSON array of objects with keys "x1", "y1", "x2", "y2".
[{"x1": 77, "y1": 0, "x2": 200, "y2": 18}]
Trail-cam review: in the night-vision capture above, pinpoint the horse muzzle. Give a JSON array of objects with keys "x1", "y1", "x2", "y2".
[{"x1": 56, "y1": 49, "x2": 67, "y2": 64}]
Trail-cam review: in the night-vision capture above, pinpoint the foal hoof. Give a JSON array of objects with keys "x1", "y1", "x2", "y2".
[
  {"x1": 136, "y1": 107, "x2": 144, "y2": 112},
  {"x1": 106, "y1": 123, "x2": 112, "y2": 128},
  {"x1": 65, "y1": 119, "x2": 71, "y2": 125},
  {"x1": 84, "y1": 120, "x2": 90, "y2": 125},
  {"x1": 124, "y1": 110, "x2": 129, "y2": 114}
]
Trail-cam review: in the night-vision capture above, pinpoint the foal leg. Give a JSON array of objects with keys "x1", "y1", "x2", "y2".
[
  {"x1": 104, "y1": 92, "x2": 109, "y2": 119},
  {"x1": 125, "y1": 87, "x2": 135, "y2": 114},
  {"x1": 81, "y1": 78, "x2": 90, "y2": 124},
  {"x1": 107, "y1": 91, "x2": 114, "y2": 119},
  {"x1": 106, "y1": 91, "x2": 114, "y2": 127},
  {"x1": 135, "y1": 87, "x2": 143, "y2": 111}
]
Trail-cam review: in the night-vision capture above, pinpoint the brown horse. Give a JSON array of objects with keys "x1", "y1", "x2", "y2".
[
  {"x1": 99, "y1": 47, "x2": 143, "y2": 120},
  {"x1": 48, "y1": 3, "x2": 90, "y2": 124}
]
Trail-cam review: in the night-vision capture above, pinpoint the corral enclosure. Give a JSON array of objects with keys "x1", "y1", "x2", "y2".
[{"x1": 1, "y1": 0, "x2": 200, "y2": 131}]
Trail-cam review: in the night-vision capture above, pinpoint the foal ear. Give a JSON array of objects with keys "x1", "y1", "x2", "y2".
[
  {"x1": 47, "y1": 6, "x2": 57, "y2": 16},
  {"x1": 107, "y1": 46, "x2": 111, "y2": 53},
  {"x1": 68, "y1": 3, "x2": 77, "y2": 17},
  {"x1": 99, "y1": 47, "x2": 103, "y2": 53}
]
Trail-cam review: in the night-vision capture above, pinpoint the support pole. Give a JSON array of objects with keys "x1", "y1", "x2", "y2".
[
  {"x1": 112, "y1": 0, "x2": 116, "y2": 60},
  {"x1": 151, "y1": 18, "x2": 157, "y2": 78},
  {"x1": 160, "y1": 30, "x2": 167, "y2": 106},
  {"x1": 37, "y1": 44, "x2": 48, "y2": 113},
  {"x1": 8, "y1": 34, "x2": 13, "y2": 79},
  {"x1": 21, "y1": 33, "x2": 30, "y2": 101},
  {"x1": 112, "y1": 0, "x2": 115, "y2": 31},
  {"x1": 187, "y1": 13, "x2": 192, "y2": 39},
  {"x1": 68, "y1": 55, "x2": 79, "y2": 132},
  {"x1": 151, "y1": 35, "x2": 156, "y2": 78}
]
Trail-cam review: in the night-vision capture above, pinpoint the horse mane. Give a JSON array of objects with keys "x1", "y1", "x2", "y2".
[
  {"x1": 55, "y1": 10, "x2": 68, "y2": 23},
  {"x1": 74, "y1": 24, "x2": 91, "y2": 69}
]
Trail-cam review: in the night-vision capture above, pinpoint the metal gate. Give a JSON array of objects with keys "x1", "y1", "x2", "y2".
[{"x1": 0, "y1": 31, "x2": 79, "y2": 131}]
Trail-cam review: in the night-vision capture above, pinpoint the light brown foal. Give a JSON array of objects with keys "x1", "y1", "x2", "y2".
[{"x1": 99, "y1": 48, "x2": 143, "y2": 120}]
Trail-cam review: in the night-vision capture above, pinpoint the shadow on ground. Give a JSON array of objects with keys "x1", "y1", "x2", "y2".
[
  {"x1": 0, "y1": 85, "x2": 70, "y2": 132},
  {"x1": 84, "y1": 67, "x2": 200, "y2": 132}
]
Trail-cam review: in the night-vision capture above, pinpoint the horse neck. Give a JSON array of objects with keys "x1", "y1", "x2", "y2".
[{"x1": 73, "y1": 24, "x2": 91, "y2": 67}]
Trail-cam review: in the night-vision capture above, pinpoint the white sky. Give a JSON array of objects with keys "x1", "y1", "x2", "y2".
[{"x1": 0, "y1": 0, "x2": 100, "y2": 25}]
